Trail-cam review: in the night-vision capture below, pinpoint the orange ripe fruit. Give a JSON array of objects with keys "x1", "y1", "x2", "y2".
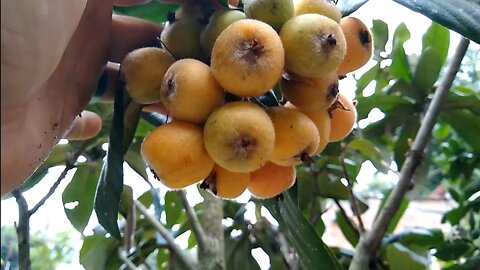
[
  {"x1": 201, "y1": 164, "x2": 250, "y2": 200},
  {"x1": 337, "y1": 17, "x2": 373, "y2": 75},
  {"x1": 328, "y1": 93, "x2": 357, "y2": 142},
  {"x1": 248, "y1": 162, "x2": 296, "y2": 199}
]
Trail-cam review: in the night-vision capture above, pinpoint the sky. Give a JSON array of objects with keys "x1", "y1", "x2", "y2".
[{"x1": 1, "y1": 0, "x2": 477, "y2": 269}]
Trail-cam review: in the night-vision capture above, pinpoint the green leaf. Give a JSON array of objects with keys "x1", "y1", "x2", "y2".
[
  {"x1": 141, "y1": 112, "x2": 167, "y2": 127},
  {"x1": 441, "y1": 110, "x2": 480, "y2": 151},
  {"x1": 316, "y1": 170, "x2": 349, "y2": 200},
  {"x1": 62, "y1": 163, "x2": 101, "y2": 234},
  {"x1": 225, "y1": 234, "x2": 261, "y2": 270},
  {"x1": 348, "y1": 138, "x2": 391, "y2": 173},
  {"x1": 135, "y1": 119, "x2": 156, "y2": 137},
  {"x1": 386, "y1": 243, "x2": 430, "y2": 270},
  {"x1": 356, "y1": 64, "x2": 379, "y2": 92},
  {"x1": 385, "y1": 228, "x2": 444, "y2": 248},
  {"x1": 392, "y1": 0, "x2": 480, "y2": 44},
  {"x1": 390, "y1": 23, "x2": 411, "y2": 82},
  {"x1": 355, "y1": 92, "x2": 413, "y2": 118},
  {"x1": 79, "y1": 235, "x2": 120, "y2": 270},
  {"x1": 113, "y1": 2, "x2": 179, "y2": 23},
  {"x1": 123, "y1": 100, "x2": 143, "y2": 154},
  {"x1": 296, "y1": 166, "x2": 315, "y2": 212},
  {"x1": 124, "y1": 138, "x2": 149, "y2": 181},
  {"x1": 338, "y1": 0, "x2": 369, "y2": 17},
  {"x1": 263, "y1": 187, "x2": 342, "y2": 270},
  {"x1": 164, "y1": 191, "x2": 186, "y2": 228},
  {"x1": 393, "y1": 118, "x2": 420, "y2": 168},
  {"x1": 422, "y1": 22, "x2": 450, "y2": 66},
  {"x1": 372, "y1": 20, "x2": 389, "y2": 54},
  {"x1": 444, "y1": 92, "x2": 480, "y2": 111},
  {"x1": 375, "y1": 189, "x2": 410, "y2": 233},
  {"x1": 118, "y1": 185, "x2": 133, "y2": 218},
  {"x1": 434, "y1": 239, "x2": 473, "y2": 261},
  {"x1": 94, "y1": 88, "x2": 125, "y2": 240},
  {"x1": 336, "y1": 210, "x2": 359, "y2": 247},
  {"x1": 412, "y1": 46, "x2": 443, "y2": 98}
]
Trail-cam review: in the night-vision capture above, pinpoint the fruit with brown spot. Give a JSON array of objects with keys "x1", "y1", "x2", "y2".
[{"x1": 337, "y1": 17, "x2": 373, "y2": 75}]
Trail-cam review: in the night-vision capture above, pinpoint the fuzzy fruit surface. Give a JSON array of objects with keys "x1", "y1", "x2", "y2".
[
  {"x1": 329, "y1": 92, "x2": 357, "y2": 142},
  {"x1": 266, "y1": 106, "x2": 319, "y2": 166},
  {"x1": 205, "y1": 164, "x2": 250, "y2": 199},
  {"x1": 204, "y1": 101, "x2": 275, "y2": 173},
  {"x1": 248, "y1": 162, "x2": 296, "y2": 199},
  {"x1": 211, "y1": 19, "x2": 285, "y2": 97},
  {"x1": 280, "y1": 14, "x2": 346, "y2": 78},
  {"x1": 294, "y1": 0, "x2": 342, "y2": 23},
  {"x1": 280, "y1": 71, "x2": 339, "y2": 111},
  {"x1": 337, "y1": 16, "x2": 373, "y2": 75},
  {"x1": 160, "y1": 17, "x2": 204, "y2": 60},
  {"x1": 141, "y1": 121, "x2": 214, "y2": 189},
  {"x1": 160, "y1": 58, "x2": 224, "y2": 124},
  {"x1": 243, "y1": 0, "x2": 294, "y2": 32},
  {"x1": 120, "y1": 47, "x2": 175, "y2": 104},
  {"x1": 200, "y1": 8, "x2": 246, "y2": 57}
]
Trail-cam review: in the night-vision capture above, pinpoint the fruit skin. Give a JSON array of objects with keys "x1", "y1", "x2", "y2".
[
  {"x1": 266, "y1": 106, "x2": 319, "y2": 166},
  {"x1": 280, "y1": 71, "x2": 339, "y2": 111},
  {"x1": 160, "y1": 17, "x2": 204, "y2": 60},
  {"x1": 160, "y1": 58, "x2": 224, "y2": 124},
  {"x1": 294, "y1": 0, "x2": 342, "y2": 23},
  {"x1": 285, "y1": 102, "x2": 331, "y2": 155},
  {"x1": 329, "y1": 92, "x2": 357, "y2": 142},
  {"x1": 200, "y1": 8, "x2": 246, "y2": 57},
  {"x1": 203, "y1": 164, "x2": 250, "y2": 199},
  {"x1": 248, "y1": 162, "x2": 296, "y2": 199},
  {"x1": 141, "y1": 121, "x2": 214, "y2": 189},
  {"x1": 280, "y1": 14, "x2": 346, "y2": 78},
  {"x1": 337, "y1": 17, "x2": 373, "y2": 75},
  {"x1": 204, "y1": 101, "x2": 275, "y2": 173},
  {"x1": 243, "y1": 0, "x2": 294, "y2": 32},
  {"x1": 211, "y1": 19, "x2": 285, "y2": 97},
  {"x1": 120, "y1": 47, "x2": 175, "y2": 104}
]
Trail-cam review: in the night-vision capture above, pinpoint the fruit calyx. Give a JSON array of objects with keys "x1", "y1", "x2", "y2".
[
  {"x1": 200, "y1": 172, "x2": 218, "y2": 195},
  {"x1": 328, "y1": 98, "x2": 349, "y2": 118},
  {"x1": 238, "y1": 39, "x2": 265, "y2": 63},
  {"x1": 232, "y1": 134, "x2": 257, "y2": 159}
]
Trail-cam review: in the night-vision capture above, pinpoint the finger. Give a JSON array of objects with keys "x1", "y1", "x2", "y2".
[
  {"x1": 114, "y1": 0, "x2": 152, "y2": 7},
  {"x1": 65, "y1": 111, "x2": 103, "y2": 141},
  {"x1": 108, "y1": 15, "x2": 164, "y2": 63},
  {"x1": 143, "y1": 102, "x2": 169, "y2": 115}
]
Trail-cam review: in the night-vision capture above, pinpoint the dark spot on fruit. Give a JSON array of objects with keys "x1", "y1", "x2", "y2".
[
  {"x1": 327, "y1": 83, "x2": 339, "y2": 101},
  {"x1": 326, "y1": 33, "x2": 337, "y2": 46},
  {"x1": 359, "y1": 30, "x2": 371, "y2": 46},
  {"x1": 289, "y1": 125, "x2": 293, "y2": 129},
  {"x1": 338, "y1": 74, "x2": 347, "y2": 80},
  {"x1": 164, "y1": 74, "x2": 175, "y2": 99},
  {"x1": 78, "y1": 113, "x2": 82, "y2": 118},
  {"x1": 52, "y1": 122, "x2": 59, "y2": 131},
  {"x1": 150, "y1": 168, "x2": 159, "y2": 180},
  {"x1": 232, "y1": 134, "x2": 257, "y2": 159},
  {"x1": 238, "y1": 39, "x2": 265, "y2": 64},
  {"x1": 300, "y1": 151, "x2": 314, "y2": 164}
]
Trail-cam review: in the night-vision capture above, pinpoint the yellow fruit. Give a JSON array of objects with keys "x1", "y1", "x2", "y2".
[
  {"x1": 201, "y1": 164, "x2": 250, "y2": 199},
  {"x1": 329, "y1": 92, "x2": 357, "y2": 142},
  {"x1": 141, "y1": 121, "x2": 214, "y2": 189},
  {"x1": 243, "y1": 0, "x2": 294, "y2": 31},
  {"x1": 200, "y1": 8, "x2": 246, "y2": 57},
  {"x1": 284, "y1": 102, "x2": 331, "y2": 155},
  {"x1": 120, "y1": 47, "x2": 175, "y2": 104},
  {"x1": 280, "y1": 14, "x2": 346, "y2": 78},
  {"x1": 248, "y1": 162, "x2": 296, "y2": 199},
  {"x1": 160, "y1": 59, "x2": 225, "y2": 124},
  {"x1": 211, "y1": 19, "x2": 285, "y2": 97},
  {"x1": 160, "y1": 17, "x2": 204, "y2": 60},
  {"x1": 280, "y1": 71, "x2": 339, "y2": 111},
  {"x1": 175, "y1": 4, "x2": 214, "y2": 21},
  {"x1": 266, "y1": 106, "x2": 319, "y2": 166},
  {"x1": 337, "y1": 17, "x2": 373, "y2": 75},
  {"x1": 204, "y1": 101, "x2": 275, "y2": 173},
  {"x1": 294, "y1": 0, "x2": 342, "y2": 23}
]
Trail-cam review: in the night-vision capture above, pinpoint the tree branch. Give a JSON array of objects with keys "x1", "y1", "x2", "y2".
[
  {"x1": 177, "y1": 190, "x2": 207, "y2": 252},
  {"x1": 12, "y1": 189, "x2": 30, "y2": 270},
  {"x1": 349, "y1": 37, "x2": 470, "y2": 270},
  {"x1": 133, "y1": 200, "x2": 196, "y2": 270}
]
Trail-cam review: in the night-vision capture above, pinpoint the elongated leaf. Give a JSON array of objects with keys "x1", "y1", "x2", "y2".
[
  {"x1": 336, "y1": 211, "x2": 360, "y2": 247},
  {"x1": 225, "y1": 234, "x2": 261, "y2": 270},
  {"x1": 386, "y1": 243, "x2": 430, "y2": 270},
  {"x1": 62, "y1": 163, "x2": 101, "y2": 233},
  {"x1": 372, "y1": 20, "x2": 389, "y2": 54},
  {"x1": 390, "y1": 23, "x2": 411, "y2": 82},
  {"x1": 317, "y1": 170, "x2": 349, "y2": 200},
  {"x1": 434, "y1": 239, "x2": 473, "y2": 261},
  {"x1": 348, "y1": 138, "x2": 391, "y2": 173},
  {"x1": 394, "y1": 118, "x2": 420, "y2": 168},
  {"x1": 392, "y1": 0, "x2": 480, "y2": 44},
  {"x1": 384, "y1": 228, "x2": 444, "y2": 248},
  {"x1": 441, "y1": 110, "x2": 480, "y2": 151},
  {"x1": 165, "y1": 191, "x2": 186, "y2": 228},
  {"x1": 375, "y1": 189, "x2": 410, "y2": 233},
  {"x1": 263, "y1": 187, "x2": 342, "y2": 270},
  {"x1": 444, "y1": 93, "x2": 480, "y2": 111},
  {"x1": 412, "y1": 46, "x2": 443, "y2": 98},
  {"x1": 356, "y1": 64, "x2": 379, "y2": 92},
  {"x1": 123, "y1": 100, "x2": 142, "y2": 154},
  {"x1": 124, "y1": 138, "x2": 149, "y2": 181},
  {"x1": 422, "y1": 22, "x2": 450, "y2": 66},
  {"x1": 355, "y1": 92, "x2": 413, "y2": 118},
  {"x1": 114, "y1": 2, "x2": 179, "y2": 23},
  {"x1": 94, "y1": 89, "x2": 125, "y2": 240},
  {"x1": 79, "y1": 235, "x2": 121, "y2": 270},
  {"x1": 338, "y1": 0, "x2": 369, "y2": 17}
]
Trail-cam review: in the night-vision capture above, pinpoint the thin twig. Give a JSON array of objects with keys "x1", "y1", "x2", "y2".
[
  {"x1": 28, "y1": 148, "x2": 84, "y2": 216},
  {"x1": 133, "y1": 200, "x2": 196, "y2": 270},
  {"x1": 349, "y1": 37, "x2": 470, "y2": 270},
  {"x1": 339, "y1": 146, "x2": 365, "y2": 233},
  {"x1": 177, "y1": 190, "x2": 207, "y2": 252},
  {"x1": 12, "y1": 189, "x2": 30, "y2": 270},
  {"x1": 118, "y1": 248, "x2": 138, "y2": 270},
  {"x1": 334, "y1": 199, "x2": 360, "y2": 234}
]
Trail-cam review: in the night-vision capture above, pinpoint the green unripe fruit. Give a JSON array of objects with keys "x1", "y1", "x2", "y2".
[
  {"x1": 160, "y1": 17, "x2": 204, "y2": 61},
  {"x1": 243, "y1": 0, "x2": 294, "y2": 32},
  {"x1": 200, "y1": 9, "x2": 246, "y2": 57}
]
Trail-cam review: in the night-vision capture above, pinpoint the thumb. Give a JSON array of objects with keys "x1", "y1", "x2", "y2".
[{"x1": 65, "y1": 111, "x2": 103, "y2": 141}]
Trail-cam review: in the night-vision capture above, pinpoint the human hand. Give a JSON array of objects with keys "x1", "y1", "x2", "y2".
[{"x1": 0, "y1": 0, "x2": 185, "y2": 195}]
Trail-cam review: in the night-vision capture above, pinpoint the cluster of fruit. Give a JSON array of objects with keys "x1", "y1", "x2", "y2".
[{"x1": 120, "y1": 0, "x2": 372, "y2": 200}]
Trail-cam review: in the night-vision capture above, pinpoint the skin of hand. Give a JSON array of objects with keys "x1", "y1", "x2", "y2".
[{"x1": 0, "y1": 0, "x2": 185, "y2": 195}]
